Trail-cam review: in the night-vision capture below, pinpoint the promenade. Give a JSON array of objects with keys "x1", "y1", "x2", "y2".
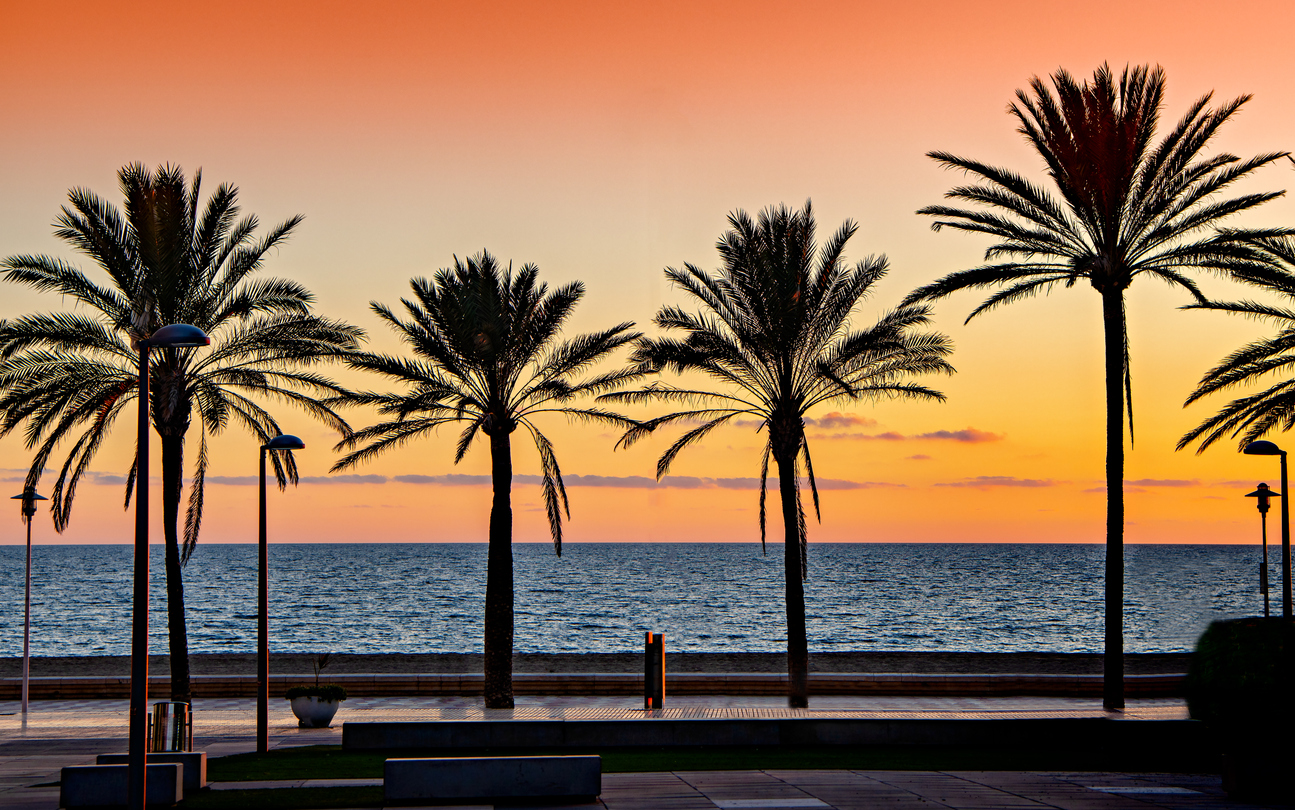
[{"x1": 4, "y1": 694, "x2": 1282, "y2": 810}]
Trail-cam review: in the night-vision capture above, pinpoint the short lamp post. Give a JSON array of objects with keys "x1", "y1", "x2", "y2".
[
  {"x1": 257, "y1": 434, "x2": 305, "y2": 754},
  {"x1": 129, "y1": 324, "x2": 210, "y2": 810},
  {"x1": 11, "y1": 488, "x2": 47, "y2": 714},
  {"x1": 1244, "y1": 483, "x2": 1278, "y2": 618},
  {"x1": 1243, "y1": 441, "x2": 1292, "y2": 619}
]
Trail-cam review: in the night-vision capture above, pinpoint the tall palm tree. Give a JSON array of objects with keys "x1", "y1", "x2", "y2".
[
  {"x1": 603, "y1": 202, "x2": 955, "y2": 707},
  {"x1": 902, "y1": 64, "x2": 1287, "y2": 710},
  {"x1": 0, "y1": 163, "x2": 364, "y2": 701},
  {"x1": 1179, "y1": 235, "x2": 1295, "y2": 450},
  {"x1": 331, "y1": 251, "x2": 643, "y2": 708}
]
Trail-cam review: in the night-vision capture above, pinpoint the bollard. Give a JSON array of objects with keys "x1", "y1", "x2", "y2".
[
  {"x1": 148, "y1": 701, "x2": 193, "y2": 752},
  {"x1": 644, "y1": 632, "x2": 665, "y2": 710}
]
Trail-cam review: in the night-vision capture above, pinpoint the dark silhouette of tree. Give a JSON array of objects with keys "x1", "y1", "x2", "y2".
[
  {"x1": 1180, "y1": 235, "x2": 1295, "y2": 450},
  {"x1": 902, "y1": 64, "x2": 1287, "y2": 710},
  {"x1": 331, "y1": 252, "x2": 643, "y2": 708},
  {"x1": 604, "y1": 203, "x2": 954, "y2": 707},
  {"x1": 0, "y1": 164, "x2": 363, "y2": 701}
]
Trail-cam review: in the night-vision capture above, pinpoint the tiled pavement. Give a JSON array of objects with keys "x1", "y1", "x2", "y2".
[{"x1": 0, "y1": 695, "x2": 1282, "y2": 809}]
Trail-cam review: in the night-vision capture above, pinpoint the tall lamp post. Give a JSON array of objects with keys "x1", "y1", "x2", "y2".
[
  {"x1": 1243, "y1": 441, "x2": 1292, "y2": 619},
  {"x1": 257, "y1": 434, "x2": 305, "y2": 754},
  {"x1": 128, "y1": 324, "x2": 210, "y2": 810},
  {"x1": 11, "y1": 488, "x2": 48, "y2": 714},
  {"x1": 1244, "y1": 483, "x2": 1278, "y2": 618}
]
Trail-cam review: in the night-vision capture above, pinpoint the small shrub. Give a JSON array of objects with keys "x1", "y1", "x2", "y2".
[{"x1": 1185, "y1": 617, "x2": 1294, "y2": 731}]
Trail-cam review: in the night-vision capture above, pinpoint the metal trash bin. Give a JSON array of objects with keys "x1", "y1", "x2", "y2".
[{"x1": 148, "y1": 701, "x2": 193, "y2": 752}]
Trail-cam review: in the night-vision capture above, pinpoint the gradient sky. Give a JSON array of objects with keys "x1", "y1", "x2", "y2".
[{"x1": 4, "y1": 0, "x2": 1295, "y2": 547}]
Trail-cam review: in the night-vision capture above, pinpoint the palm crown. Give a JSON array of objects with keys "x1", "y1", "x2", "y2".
[
  {"x1": 332, "y1": 251, "x2": 644, "y2": 551},
  {"x1": 606, "y1": 203, "x2": 955, "y2": 567},
  {"x1": 0, "y1": 163, "x2": 364, "y2": 556},
  {"x1": 1180, "y1": 235, "x2": 1295, "y2": 451}
]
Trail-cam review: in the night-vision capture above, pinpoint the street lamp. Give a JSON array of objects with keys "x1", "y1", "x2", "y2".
[
  {"x1": 257, "y1": 433, "x2": 305, "y2": 754},
  {"x1": 10, "y1": 488, "x2": 47, "y2": 714},
  {"x1": 129, "y1": 324, "x2": 210, "y2": 810},
  {"x1": 1244, "y1": 483, "x2": 1278, "y2": 617},
  {"x1": 1243, "y1": 441, "x2": 1292, "y2": 619}
]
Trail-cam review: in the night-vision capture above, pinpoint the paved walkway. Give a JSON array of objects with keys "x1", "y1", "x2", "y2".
[{"x1": 0, "y1": 695, "x2": 1279, "y2": 810}]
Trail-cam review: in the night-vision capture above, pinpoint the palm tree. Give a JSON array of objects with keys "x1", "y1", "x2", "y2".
[
  {"x1": 1179, "y1": 235, "x2": 1295, "y2": 451},
  {"x1": 0, "y1": 163, "x2": 364, "y2": 701},
  {"x1": 331, "y1": 251, "x2": 643, "y2": 708},
  {"x1": 902, "y1": 64, "x2": 1287, "y2": 710},
  {"x1": 602, "y1": 202, "x2": 955, "y2": 707}
]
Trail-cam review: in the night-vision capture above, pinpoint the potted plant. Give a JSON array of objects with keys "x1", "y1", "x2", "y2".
[
  {"x1": 286, "y1": 654, "x2": 348, "y2": 728},
  {"x1": 1185, "y1": 617, "x2": 1294, "y2": 801}
]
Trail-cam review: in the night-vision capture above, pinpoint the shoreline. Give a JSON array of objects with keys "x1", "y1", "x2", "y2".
[{"x1": 0, "y1": 651, "x2": 1192, "y2": 678}]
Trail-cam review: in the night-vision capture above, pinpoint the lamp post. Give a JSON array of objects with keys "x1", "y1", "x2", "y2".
[
  {"x1": 128, "y1": 324, "x2": 210, "y2": 810},
  {"x1": 1243, "y1": 441, "x2": 1292, "y2": 619},
  {"x1": 1244, "y1": 483, "x2": 1278, "y2": 617},
  {"x1": 10, "y1": 488, "x2": 47, "y2": 714},
  {"x1": 257, "y1": 434, "x2": 304, "y2": 754}
]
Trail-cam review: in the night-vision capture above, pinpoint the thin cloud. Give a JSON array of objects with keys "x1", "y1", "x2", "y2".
[
  {"x1": 813, "y1": 431, "x2": 906, "y2": 441},
  {"x1": 1126, "y1": 478, "x2": 1199, "y2": 487},
  {"x1": 915, "y1": 428, "x2": 1005, "y2": 443},
  {"x1": 804, "y1": 412, "x2": 877, "y2": 430},
  {"x1": 207, "y1": 474, "x2": 389, "y2": 486},
  {"x1": 906, "y1": 454, "x2": 933, "y2": 461},
  {"x1": 936, "y1": 476, "x2": 1054, "y2": 488},
  {"x1": 396, "y1": 472, "x2": 899, "y2": 490}
]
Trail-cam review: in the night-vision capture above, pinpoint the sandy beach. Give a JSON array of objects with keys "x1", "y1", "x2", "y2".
[{"x1": 0, "y1": 651, "x2": 1192, "y2": 678}]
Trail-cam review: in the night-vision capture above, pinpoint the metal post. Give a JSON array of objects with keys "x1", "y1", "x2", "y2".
[
  {"x1": 22, "y1": 506, "x2": 32, "y2": 714},
  {"x1": 258, "y1": 446, "x2": 269, "y2": 754},
  {"x1": 1282, "y1": 452, "x2": 1292, "y2": 619},
  {"x1": 128, "y1": 341, "x2": 151, "y2": 810},
  {"x1": 1261, "y1": 508, "x2": 1271, "y2": 618},
  {"x1": 644, "y1": 632, "x2": 664, "y2": 710}
]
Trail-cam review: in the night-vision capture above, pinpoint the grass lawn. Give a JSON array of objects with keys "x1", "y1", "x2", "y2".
[{"x1": 177, "y1": 744, "x2": 1221, "y2": 810}]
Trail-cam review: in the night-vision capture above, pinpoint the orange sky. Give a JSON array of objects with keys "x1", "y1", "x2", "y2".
[{"x1": 3, "y1": 0, "x2": 1295, "y2": 546}]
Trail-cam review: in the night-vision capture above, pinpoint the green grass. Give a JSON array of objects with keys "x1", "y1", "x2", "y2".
[{"x1": 207, "y1": 743, "x2": 1219, "y2": 783}]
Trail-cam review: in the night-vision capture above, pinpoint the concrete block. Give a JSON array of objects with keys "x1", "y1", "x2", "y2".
[
  {"x1": 60, "y1": 763, "x2": 183, "y2": 808},
  {"x1": 384, "y1": 755, "x2": 600, "y2": 803},
  {"x1": 96, "y1": 752, "x2": 206, "y2": 792}
]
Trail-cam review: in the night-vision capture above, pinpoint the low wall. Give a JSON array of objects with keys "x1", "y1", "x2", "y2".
[
  {"x1": 343, "y1": 716, "x2": 1205, "y2": 750},
  {"x1": 0, "y1": 672, "x2": 1184, "y2": 700}
]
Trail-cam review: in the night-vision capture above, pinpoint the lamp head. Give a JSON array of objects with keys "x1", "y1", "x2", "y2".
[
  {"x1": 148, "y1": 324, "x2": 211, "y2": 348},
  {"x1": 263, "y1": 434, "x2": 305, "y2": 451},
  {"x1": 11, "y1": 489, "x2": 48, "y2": 519},
  {"x1": 1244, "y1": 440, "x2": 1284, "y2": 456}
]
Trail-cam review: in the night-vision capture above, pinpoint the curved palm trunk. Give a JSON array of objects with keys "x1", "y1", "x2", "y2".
[
  {"x1": 774, "y1": 451, "x2": 809, "y2": 708},
  {"x1": 1101, "y1": 292, "x2": 1125, "y2": 712},
  {"x1": 160, "y1": 433, "x2": 192, "y2": 703},
  {"x1": 483, "y1": 430, "x2": 515, "y2": 709}
]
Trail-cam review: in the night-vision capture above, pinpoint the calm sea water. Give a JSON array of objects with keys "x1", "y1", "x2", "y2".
[{"x1": 0, "y1": 543, "x2": 1270, "y2": 657}]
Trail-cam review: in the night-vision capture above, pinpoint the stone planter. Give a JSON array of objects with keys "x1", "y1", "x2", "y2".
[{"x1": 290, "y1": 695, "x2": 340, "y2": 728}]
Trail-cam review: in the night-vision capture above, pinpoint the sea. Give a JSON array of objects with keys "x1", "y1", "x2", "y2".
[{"x1": 0, "y1": 543, "x2": 1272, "y2": 657}]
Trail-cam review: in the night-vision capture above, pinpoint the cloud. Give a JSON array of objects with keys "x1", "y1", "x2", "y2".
[
  {"x1": 804, "y1": 412, "x2": 877, "y2": 430},
  {"x1": 207, "y1": 474, "x2": 388, "y2": 486},
  {"x1": 812, "y1": 430, "x2": 906, "y2": 441},
  {"x1": 906, "y1": 454, "x2": 933, "y2": 461},
  {"x1": 396, "y1": 472, "x2": 899, "y2": 490},
  {"x1": 1126, "y1": 478, "x2": 1199, "y2": 487},
  {"x1": 936, "y1": 476, "x2": 1055, "y2": 488},
  {"x1": 1084, "y1": 486, "x2": 1148, "y2": 494},
  {"x1": 915, "y1": 428, "x2": 1005, "y2": 443}
]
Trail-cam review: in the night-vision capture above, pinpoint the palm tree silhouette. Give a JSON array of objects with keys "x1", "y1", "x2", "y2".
[
  {"x1": 0, "y1": 163, "x2": 364, "y2": 701},
  {"x1": 1179, "y1": 234, "x2": 1295, "y2": 450},
  {"x1": 331, "y1": 252, "x2": 643, "y2": 708},
  {"x1": 902, "y1": 64, "x2": 1287, "y2": 710},
  {"x1": 604, "y1": 203, "x2": 954, "y2": 707}
]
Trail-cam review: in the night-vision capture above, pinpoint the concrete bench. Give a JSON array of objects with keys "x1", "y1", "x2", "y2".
[
  {"x1": 96, "y1": 752, "x2": 207, "y2": 792},
  {"x1": 60, "y1": 763, "x2": 184, "y2": 808},
  {"x1": 384, "y1": 755, "x2": 600, "y2": 804}
]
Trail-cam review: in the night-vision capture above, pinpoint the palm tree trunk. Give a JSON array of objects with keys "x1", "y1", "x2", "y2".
[
  {"x1": 160, "y1": 433, "x2": 192, "y2": 703},
  {"x1": 1101, "y1": 291, "x2": 1125, "y2": 712},
  {"x1": 774, "y1": 451, "x2": 809, "y2": 708},
  {"x1": 483, "y1": 429, "x2": 515, "y2": 709}
]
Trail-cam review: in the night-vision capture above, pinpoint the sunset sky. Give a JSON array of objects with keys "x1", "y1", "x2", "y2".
[{"x1": 3, "y1": 0, "x2": 1295, "y2": 547}]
